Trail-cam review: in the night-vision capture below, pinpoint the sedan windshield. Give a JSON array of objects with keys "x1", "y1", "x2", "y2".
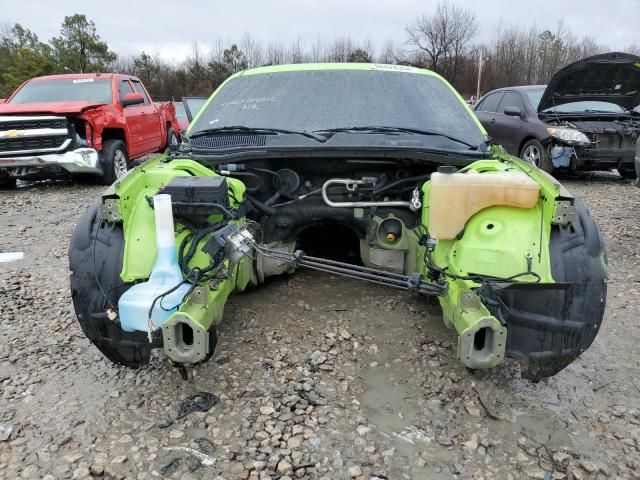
[
  {"x1": 542, "y1": 101, "x2": 625, "y2": 113},
  {"x1": 174, "y1": 102, "x2": 187, "y2": 119},
  {"x1": 189, "y1": 69, "x2": 485, "y2": 150},
  {"x1": 524, "y1": 88, "x2": 545, "y2": 109},
  {"x1": 10, "y1": 78, "x2": 112, "y2": 104}
]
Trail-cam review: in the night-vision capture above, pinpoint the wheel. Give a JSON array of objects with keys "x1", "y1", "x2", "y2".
[
  {"x1": 520, "y1": 139, "x2": 553, "y2": 173},
  {"x1": 68, "y1": 202, "x2": 153, "y2": 368},
  {"x1": 618, "y1": 167, "x2": 636, "y2": 179},
  {"x1": 166, "y1": 128, "x2": 179, "y2": 150},
  {"x1": 99, "y1": 139, "x2": 128, "y2": 185},
  {"x1": 0, "y1": 175, "x2": 17, "y2": 190}
]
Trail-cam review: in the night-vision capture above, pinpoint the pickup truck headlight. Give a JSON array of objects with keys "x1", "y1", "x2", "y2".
[{"x1": 546, "y1": 127, "x2": 590, "y2": 146}]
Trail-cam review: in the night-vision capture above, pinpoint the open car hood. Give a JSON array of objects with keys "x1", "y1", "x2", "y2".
[
  {"x1": 0, "y1": 101, "x2": 106, "y2": 115},
  {"x1": 538, "y1": 52, "x2": 640, "y2": 112}
]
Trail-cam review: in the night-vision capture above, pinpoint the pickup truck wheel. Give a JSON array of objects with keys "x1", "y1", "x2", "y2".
[
  {"x1": 166, "y1": 128, "x2": 179, "y2": 149},
  {"x1": 100, "y1": 139, "x2": 128, "y2": 185},
  {"x1": 521, "y1": 139, "x2": 553, "y2": 173}
]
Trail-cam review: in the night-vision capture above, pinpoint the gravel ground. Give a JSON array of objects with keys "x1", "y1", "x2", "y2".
[{"x1": 0, "y1": 173, "x2": 639, "y2": 480}]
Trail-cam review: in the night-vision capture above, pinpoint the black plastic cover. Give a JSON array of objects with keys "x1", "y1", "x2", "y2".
[
  {"x1": 161, "y1": 176, "x2": 229, "y2": 207},
  {"x1": 160, "y1": 175, "x2": 229, "y2": 224},
  {"x1": 68, "y1": 202, "x2": 153, "y2": 368},
  {"x1": 479, "y1": 199, "x2": 607, "y2": 380}
]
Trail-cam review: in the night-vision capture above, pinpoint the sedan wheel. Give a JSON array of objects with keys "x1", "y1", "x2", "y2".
[
  {"x1": 520, "y1": 139, "x2": 553, "y2": 173},
  {"x1": 522, "y1": 144, "x2": 541, "y2": 166}
]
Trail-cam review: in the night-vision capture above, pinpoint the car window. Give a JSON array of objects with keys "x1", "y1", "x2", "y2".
[
  {"x1": 542, "y1": 101, "x2": 625, "y2": 113},
  {"x1": 131, "y1": 80, "x2": 150, "y2": 105},
  {"x1": 189, "y1": 70, "x2": 486, "y2": 150},
  {"x1": 498, "y1": 92, "x2": 525, "y2": 113},
  {"x1": 476, "y1": 92, "x2": 503, "y2": 113},
  {"x1": 118, "y1": 80, "x2": 135, "y2": 103},
  {"x1": 524, "y1": 88, "x2": 545, "y2": 110},
  {"x1": 183, "y1": 97, "x2": 207, "y2": 121},
  {"x1": 174, "y1": 102, "x2": 187, "y2": 119},
  {"x1": 10, "y1": 78, "x2": 112, "y2": 104}
]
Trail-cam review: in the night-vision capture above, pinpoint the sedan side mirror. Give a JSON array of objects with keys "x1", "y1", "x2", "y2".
[
  {"x1": 504, "y1": 106, "x2": 522, "y2": 117},
  {"x1": 121, "y1": 92, "x2": 145, "y2": 107}
]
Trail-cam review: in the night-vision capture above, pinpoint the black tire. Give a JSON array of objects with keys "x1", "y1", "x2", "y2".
[
  {"x1": 69, "y1": 202, "x2": 153, "y2": 368},
  {"x1": 618, "y1": 167, "x2": 636, "y2": 179},
  {"x1": 0, "y1": 175, "x2": 17, "y2": 190},
  {"x1": 166, "y1": 128, "x2": 179, "y2": 150},
  {"x1": 99, "y1": 139, "x2": 128, "y2": 185},
  {"x1": 520, "y1": 139, "x2": 553, "y2": 173}
]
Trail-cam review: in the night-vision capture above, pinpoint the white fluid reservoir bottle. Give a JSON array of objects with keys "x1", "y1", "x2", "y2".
[{"x1": 118, "y1": 194, "x2": 191, "y2": 336}]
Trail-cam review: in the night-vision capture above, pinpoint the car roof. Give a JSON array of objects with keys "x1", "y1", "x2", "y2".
[
  {"x1": 487, "y1": 85, "x2": 547, "y2": 93},
  {"x1": 235, "y1": 63, "x2": 439, "y2": 78},
  {"x1": 27, "y1": 73, "x2": 134, "y2": 82}
]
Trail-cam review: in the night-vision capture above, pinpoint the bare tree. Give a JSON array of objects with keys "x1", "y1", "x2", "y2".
[
  {"x1": 240, "y1": 32, "x2": 263, "y2": 68},
  {"x1": 265, "y1": 41, "x2": 285, "y2": 65},
  {"x1": 406, "y1": 1, "x2": 478, "y2": 83}
]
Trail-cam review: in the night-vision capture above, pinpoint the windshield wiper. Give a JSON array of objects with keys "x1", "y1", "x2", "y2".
[
  {"x1": 313, "y1": 126, "x2": 482, "y2": 150},
  {"x1": 189, "y1": 125, "x2": 327, "y2": 142}
]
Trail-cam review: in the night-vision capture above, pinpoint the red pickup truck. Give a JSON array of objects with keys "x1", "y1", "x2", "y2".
[{"x1": 0, "y1": 73, "x2": 180, "y2": 187}]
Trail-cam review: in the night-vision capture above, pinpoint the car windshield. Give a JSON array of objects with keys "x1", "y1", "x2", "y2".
[
  {"x1": 9, "y1": 78, "x2": 112, "y2": 104},
  {"x1": 184, "y1": 97, "x2": 207, "y2": 118},
  {"x1": 524, "y1": 88, "x2": 545, "y2": 109},
  {"x1": 174, "y1": 102, "x2": 187, "y2": 119},
  {"x1": 542, "y1": 100, "x2": 625, "y2": 113},
  {"x1": 189, "y1": 69, "x2": 485, "y2": 150}
]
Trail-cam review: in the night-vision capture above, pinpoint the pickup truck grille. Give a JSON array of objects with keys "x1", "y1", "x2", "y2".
[
  {"x1": 0, "y1": 136, "x2": 69, "y2": 153},
  {"x1": 0, "y1": 117, "x2": 67, "y2": 130},
  {"x1": 0, "y1": 115, "x2": 70, "y2": 156}
]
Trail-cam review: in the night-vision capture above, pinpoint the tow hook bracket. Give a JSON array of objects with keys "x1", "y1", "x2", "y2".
[
  {"x1": 101, "y1": 197, "x2": 122, "y2": 223},
  {"x1": 457, "y1": 320, "x2": 507, "y2": 370},
  {"x1": 552, "y1": 200, "x2": 577, "y2": 226},
  {"x1": 163, "y1": 314, "x2": 210, "y2": 364}
]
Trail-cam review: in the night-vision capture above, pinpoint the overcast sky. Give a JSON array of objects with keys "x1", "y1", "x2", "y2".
[{"x1": 4, "y1": 0, "x2": 639, "y2": 61}]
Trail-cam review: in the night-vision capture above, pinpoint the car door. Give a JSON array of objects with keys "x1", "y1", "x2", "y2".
[
  {"x1": 473, "y1": 92, "x2": 504, "y2": 145},
  {"x1": 118, "y1": 79, "x2": 145, "y2": 158},
  {"x1": 492, "y1": 91, "x2": 528, "y2": 154},
  {"x1": 131, "y1": 79, "x2": 162, "y2": 153}
]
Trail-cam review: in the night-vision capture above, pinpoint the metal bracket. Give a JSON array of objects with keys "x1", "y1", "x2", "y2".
[
  {"x1": 552, "y1": 200, "x2": 577, "y2": 226},
  {"x1": 101, "y1": 198, "x2": 122, "y2": 223}
]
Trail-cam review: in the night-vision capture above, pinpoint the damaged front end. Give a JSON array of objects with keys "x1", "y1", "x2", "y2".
[
  {"x1": 542, "y1": 117, "x2": 640, "y2": 175},
  {"x1": 538, "y1": 52, "x2": 640, "y2": 175},
  {"x1": 68, "y1": 149, "x2": 607, "y2": 381}
]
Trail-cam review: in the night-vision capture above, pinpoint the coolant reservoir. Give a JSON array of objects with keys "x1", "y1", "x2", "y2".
[
  {"x1": 428, "y1": 170, "x2": 540, "y2": 240},
  {"x1": 118, "y1": 194, "x2": 191, "y2": 336}
]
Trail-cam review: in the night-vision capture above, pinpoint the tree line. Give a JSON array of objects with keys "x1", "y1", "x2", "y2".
[{"x1": 1, "y1": 6, "x2": 638, "y2": 101}]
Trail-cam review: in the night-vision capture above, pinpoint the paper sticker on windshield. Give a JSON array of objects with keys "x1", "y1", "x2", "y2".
[
  {"x1": 72, "y1": 78, "x2": 94, "y2": 83},
  {"x1": 371, "y1": 64, "x2": 419, "y2": 72}
]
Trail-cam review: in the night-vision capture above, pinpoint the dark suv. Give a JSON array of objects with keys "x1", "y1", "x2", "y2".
[{"x1": 473, "y1": 52, "x2": 640, "y2": 177}]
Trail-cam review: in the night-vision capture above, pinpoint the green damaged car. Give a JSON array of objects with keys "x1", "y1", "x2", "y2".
[{"x1": 69, "y1": 63, "x2": 607, "y2": 381}]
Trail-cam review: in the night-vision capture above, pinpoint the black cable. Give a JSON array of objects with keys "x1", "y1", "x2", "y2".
[
  {"x1": 220, "y1": 171, "x2": 261, "y2": 192},
  {"x1": 372, "y1": 174, "x2": 430, "y2": 196},
  {"x1": 245, "y1": 193, "x2": 277, "y2": 216}
]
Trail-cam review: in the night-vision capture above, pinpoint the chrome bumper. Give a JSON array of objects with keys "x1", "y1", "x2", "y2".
[{"x1": 0, "y1": 148, "x2": 102, "y2": 175}]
